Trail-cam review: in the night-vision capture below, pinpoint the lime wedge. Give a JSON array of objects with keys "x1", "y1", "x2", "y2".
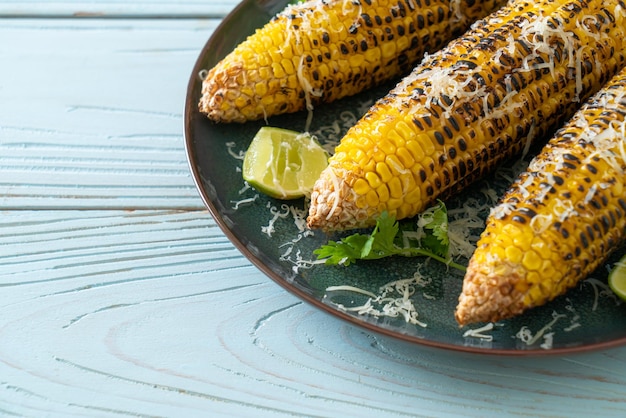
[
  {"x1": 608, "y1": 254, "x2": 626, "y2": 301},
  {"x1": 242, "y1": 127, "x2": 329, "y2": 200}
]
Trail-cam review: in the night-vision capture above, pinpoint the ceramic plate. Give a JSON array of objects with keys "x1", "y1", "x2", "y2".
[{"x1": 184, "y1": 0, "x2": 626, "y2": 355}]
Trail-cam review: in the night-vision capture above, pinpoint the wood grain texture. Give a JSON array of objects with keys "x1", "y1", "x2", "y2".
[
  {"x1": 1, "y1": 1, "x2": 626, "y2": 416},
  {"x1": 0, "y1": 18, "x2": 218, "y2": 209},
  {"x1": 1, "y1": 210, "x2": 626, "y2": 417},
  {"x1": 0, "y1": 1, "x2": 240, "y2": 17}
]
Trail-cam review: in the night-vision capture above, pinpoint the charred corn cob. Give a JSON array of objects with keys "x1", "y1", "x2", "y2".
[
  {"x1": 307, "y1": 0, "x2": 626, "y2": 231},
  {"x1": 455, "y1": 66, "x2": 626, "y2": 326},
  {"x1": 199, "y1": 0, "x2": 507, "y2": 123}
]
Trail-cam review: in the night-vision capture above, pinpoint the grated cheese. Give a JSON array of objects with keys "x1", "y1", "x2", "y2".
[
  {"x1": 515, "y1": 311, "x2": 566, "y2": 349},
  {"x1": 231, "y1": 194, "x2": 259, "y2": 210},
  {"x1": 226, "y1": 141, "x2": 245, "y2": 160},
  {"x1": 447, "y1": 197, "x2": 488, "y2": 259},
  {"x1": 463, "y1": 322, "x2": 495, "y2": 341},
  {"x1": 584, "y1": 277, "x2": 622, "y2": 311},
  {"x1": 323, "y1": 271, "x2": 432, "y2": 327},
  {"x1": 562, "y1": 298, "x2": 581, "y2": 332}
]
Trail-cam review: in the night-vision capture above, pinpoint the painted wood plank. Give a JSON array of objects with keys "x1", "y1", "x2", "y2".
[
  {"x1": 0, "y1": 18, "x2": 220, "y2": 209},
  {"x1": 1, "y1": 210, "x2": 626, "y2": 416},
  {"x1": 2, "y1": 3, "x2": 626, "y2": 417},
  {"x1": 0, "y1": 0, "x2": 241, "y2": 18}
]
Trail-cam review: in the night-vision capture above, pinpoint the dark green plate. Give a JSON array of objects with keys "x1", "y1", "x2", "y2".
[{"x1": 184, "y1": 0, "x2": 626, "y2": 355}]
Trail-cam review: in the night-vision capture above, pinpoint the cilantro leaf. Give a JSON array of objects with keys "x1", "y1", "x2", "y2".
[
  {"x1": 313, "y1": 233, "x2": 370, "y2": 266},
  {"x1": 362, "y1": 211, "x2": 398, "y2": 258},
  {"x1": 313, "y1": 204, "x2": 465, "y2": 271},
  {"x1": 416, "y1": 200, "x2": 449, "y2": 258}
]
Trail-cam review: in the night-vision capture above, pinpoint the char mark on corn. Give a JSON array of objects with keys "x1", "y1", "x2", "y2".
[
  {"x1": 199, "y1": 0, "x2": 507, "y2": 123},
  {"x1": 455, "y1": 65, "x2": 626, "y2": 326},
  {"x1": 307, "y1": 0, "x2": 626, "y2": 231}
]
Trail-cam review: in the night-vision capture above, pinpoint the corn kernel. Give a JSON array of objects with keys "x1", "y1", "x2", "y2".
[
  {"x1": 364, "y1": 48, "x2": 381, "y2": 63},
  {"x1": 612, "y1": 176, "x2": 623, "y2": 196},
  {"x1": 269, "y1": 48, "x2": 282, "y2": 63},
  {"x1": 255, "y1": 83, "x2": 268, "y2": 96},
  {"x1": 248, "y1": 53, "x2": 262, "y2": 67},
  {"x1": 371, "y1": 149, "x2": 386, "y2": 163},
  {"x1": 378, "y1": 139, "x2": 396, "y2": 155},
  {"x1": 353, "y1": 178, "x2": 370, "y2": 195},
  {"x1": 502, "y1": 223, "x2": 521, "y2": 239},
  {"x1": 281, "y1": 43, "x2": 294, "y2": 59},
  {"x1": 395, "y1": 121, "x2": 414, "y2": 142},
  {"x1": 419, "y1": 133, "x2": 436, "y2": 156},
  {"x1": 337, "y1": 59, "x2": 350, "y2": 74},
  {"x1": 527, "y1": 271, "x2": 541, "y2": 284},
  {"x1": 396, "y1": 147, "x2": 415, "y2": 168},
  {"x1": 505, "y1": 246, "x2": 523, "y2": 264},
  {"x1": 349, "y1": 148, "x2": 366, "y2": 165},
  {"x1": 384, "y1": 155, "x2": 405, "y2": 176},
  {"x1": 317, "y1": 63, "x2": 330, "y2": 79},
  {"x1": 514, "y1": 279, "x2": 530, "y2": 294},
  {"x1": 365, "y1": 189, "x2": 379, "y2": 207},
  {"x1": 395, "y1": 205, "x2": 409, "y2": 220},
  {"x1": 493, "y1": 232, "x2": 512, "y2": 248},
  {"x1": 530, "y1": 237, "x2": 548, "y2": 253},
  {"x1": 362, "y1": 158, "x2": 376, "y2": 174},
  {"x1": 539, "y1": 260, "x2": 556, "y2": 278},
  {"x1": 397, "y1": 36, "x2": 409, "y2": 53},
  {"x1": 234, "y1": 96, "x2": 248, "y2": 108},
  {"x1": 422, "y1": 157, "x2": 435, "y2": 174},
  {"x1": 404, "y1": 182, "x2": 421, "y2": 204},
  {"x1": 349, "y1": 54, "x2": 365, "y2": 68},
  {"x1": 333, "y1": 151, "x2": 347, "y2": 163},
  {"x1": 386, "y1": 177, "x2": 402, "y2": 199},
  {"x1": 261, "y1": 95, "x2": 274, "y2": 105},
  {"x1": 286, "y1": 74, "x2": 299, "y2": 88},
  {"x1": 258, "y1": 66, "x2": 272, "y2": 80},
  {"x1": 387, "y1": 197, "x2": 403, "y2": 210},
  {"x1": 539, "y1": 280, "x2": 554, "y2": 298},
  {"x1": 522, "y1": 250, "x2": 542, "y2": 271},
  {"x1": 365, "y1": 171, "x2": 382, "y2": 189},
  {"x1": 271, "y1": 62, "x2": 285, "y2": 78},
  {"x1": 406, "y1": 140, "x2": 425, "y2": 161},
  {"x1": 386, "y1": 129, "x2": 404, "y2": 147},
  {"x1": 525, "y1": 285, "x2": 544, "y2": 306},
  {"x1": 292, "y1": 41, "x2": 305, "y2": 56},
  {"x1": 512, "y1": 233, "x2": 533, "y2": 252},
  {"x1": 281, "y1": 58, "x2": 295, "y2": 75},
  {"x1": 493, "y1": 262, "x2": 509, "y2": 276},
  {"x1": 381, "y1": 42, "x2": 396, "y2": 59},
  {"x1": 376, "y1": 162, "x2": 393, "y2": 182},
  {"x1": 260, "y1": 35, "x2": 272, "y2": 47},
  {"x1": 376, "y1": 184, "x2": 390, "y2": 202}
]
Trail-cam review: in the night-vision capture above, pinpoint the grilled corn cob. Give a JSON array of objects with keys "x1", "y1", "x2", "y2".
[
  {"x1": 307, "y1": 0, "x2": 626, "y2": 231},
  {"x1": 455, "y1": 66, "x2": 626, "y2": 326},
  {"x1": 199, "y1": 0, "x2": 507, "y2": 123}
]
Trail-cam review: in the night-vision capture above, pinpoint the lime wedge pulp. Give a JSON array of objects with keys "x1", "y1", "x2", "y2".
[
  {"x1": 609, "y1": 254, "x2": 626, "y2": 301},
  {"x1": 242, "y1": 127, "x2": 329, "y2": 200}
]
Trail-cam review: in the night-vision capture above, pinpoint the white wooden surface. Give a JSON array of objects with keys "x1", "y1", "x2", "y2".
[{"x1": 2, "y1": 2, "x2": 626, "y2": 417}]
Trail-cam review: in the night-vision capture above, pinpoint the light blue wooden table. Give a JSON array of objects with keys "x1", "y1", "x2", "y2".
[{"x1": 2, "y1": 1, "x2": 626, "y2": 416}]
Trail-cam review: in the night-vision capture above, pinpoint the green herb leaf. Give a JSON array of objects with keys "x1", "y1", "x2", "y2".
[
  {"x1": 417, "y1": 200, "x2": 449, "y2": 258},
  {"x1": 313, "y1": 233, "x2": 369, "y2": 267},
  {"x1": 313, "y1": 204, "x2": 465, "y2": 271}
]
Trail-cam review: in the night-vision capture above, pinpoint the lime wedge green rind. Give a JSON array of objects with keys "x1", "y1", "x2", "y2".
[
  {"x1": 242, "y1": 126, "x2": 329, "y2": 200},
  {"x1": 608, "y1": 254, "x2": 626, "y2": 302}
]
